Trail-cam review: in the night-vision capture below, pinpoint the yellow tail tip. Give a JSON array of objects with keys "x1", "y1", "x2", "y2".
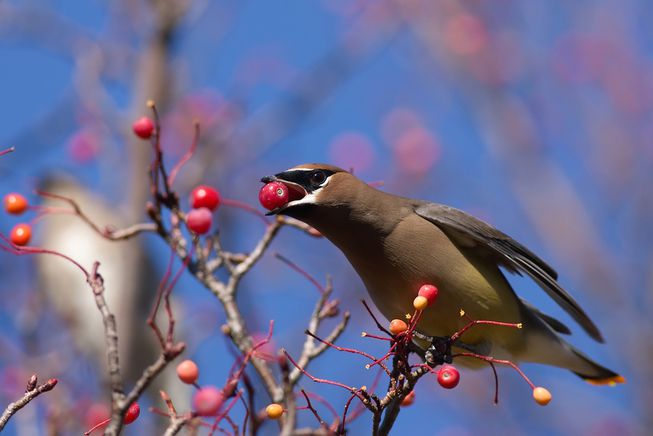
[{"x1": 585, "y1": 375, "x2": 626, "y2": 386}]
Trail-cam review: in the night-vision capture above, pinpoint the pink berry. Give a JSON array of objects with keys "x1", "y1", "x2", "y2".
[
  {"x1": 132, "y1": 116, "x2": 154, "y2": 139},
  {"x1": 176, "y1": 359, "x2": 199, "y2": 384},
  {"x1": 85, "y1": 403, "x2": 110, "y2": 430},
  {"x1": 190, "y1": 185, "x2": 221, "y2": 211},
  {"x1": 186, "y1": 207, "x2": 212, "y2": 234},
  {"x1": 418, "y1": 284, "x2": 438, "y2": 306},
  {"x1": 259, "y1": 182, "x2": 289, "y2": 211},
  {"x1": 193, "y1": 386, "x2": 223, "y2": 416},
  {"x1": 437, "y1": 365, "x2": 460, "y2": 389},
  {"x1": 124, "y1": 402, "x2": 140, "y2": 424}
]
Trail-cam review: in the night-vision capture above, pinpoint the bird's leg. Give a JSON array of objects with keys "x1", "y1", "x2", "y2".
[{"x1": 411, "y1": 331, "x2": 453, "y2": 367}]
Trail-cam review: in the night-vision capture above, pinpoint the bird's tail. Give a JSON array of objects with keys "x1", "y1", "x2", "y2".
[
  {"x1": 519, "y1": 308, "x2": 625, "y2": 385},
  {"x1": 569, "y1": 346, "x2": 626, "y2": 386}
]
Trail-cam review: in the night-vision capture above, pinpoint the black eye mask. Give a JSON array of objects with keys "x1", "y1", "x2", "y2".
[{"x1": 273, "y1": 169, "x2": 336, "y2": 193}]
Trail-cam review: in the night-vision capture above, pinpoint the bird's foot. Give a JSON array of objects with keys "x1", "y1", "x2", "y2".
[{"x1": 412, "y1": 331, "x2": 453, "y2": 367}]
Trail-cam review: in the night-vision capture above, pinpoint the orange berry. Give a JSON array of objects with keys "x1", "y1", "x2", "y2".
[
  {"x1": 176, "y1": 359, "x2": 199, "y2": 384},
  {"x1": 10, "y1": 223, "x2": 31, "y2": 246},
  {"x1": 265, "y1": 403, "x2": 284, "y2": 419},
  {"x1": 4, "y1": 193, "x2": 28, "y2": 215},
  {"x1": 413, "y1": 295, "x2": 428, "y2": 311},
  {"x1": 389, "y1": 319, "x2": 408, "y2": 335},
  {"x1": 401, "y1": 390, "x2": 415, "y2": 406},
  {"x1": 532, "y1": 386, "x2": 551, "y2": 406}
]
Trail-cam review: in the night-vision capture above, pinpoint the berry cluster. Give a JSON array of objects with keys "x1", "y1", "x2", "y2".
[
  {"x1": 186, "y1": 185, "x2": 221, "y2": 234},
  {"x1": 3, "y1": 193, "x2": 32, "y2": 246}
]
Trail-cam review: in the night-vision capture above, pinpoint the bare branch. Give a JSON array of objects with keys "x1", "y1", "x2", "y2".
[{"x1": 0, "y1": 375, "x2": 58, "y2": 431}]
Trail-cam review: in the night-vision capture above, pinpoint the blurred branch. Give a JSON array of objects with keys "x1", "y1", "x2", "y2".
[{"x1": 0, "y1": 375, "x2": 58, "y2": 431}]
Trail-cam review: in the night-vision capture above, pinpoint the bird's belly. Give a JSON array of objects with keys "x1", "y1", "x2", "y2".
[{"x1": 348, "y1": 215, "x2": 523, "y2": 346}]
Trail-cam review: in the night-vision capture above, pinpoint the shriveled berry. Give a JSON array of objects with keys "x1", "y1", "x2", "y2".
[
  {"x1": 132, "y1": 116, "x2": 154, "y2": 139},
  {"x1": 193, "y1": 386, "x2": 223, "y2": 416},
  {"x1": 418, "y1": 284, "x2": 438, "y2": 306},
  {"x1": 10, "y1": 223, "x2": 31, "y2": 246},
  {"x1": 124, "y1": 402, "x2": 140, "y2": 424},
  {"x1": 532, "y1": 386, "x2": 551, "y2": 406},
  {"x1": 190, "y1": 185, "x2": 221, "y2": 211},
  {"x1": 437, "y1": 365, "x2": 460, "y2": 389},
  {"x1": 389, "y1": 319, "x2": 408, "y2": 335},
  {"x1": 4, "y1": 193, "x2": 28, "y2": 215},
  {"x1": 186, "y1": 207, "x2": 212, "y2": 234},
  {"x1": 176, "y1": 359, "x2": 199, "y2": 384},
  {"x1": 400, "y1": 390, "x2": 415, "y2": 406},
  {"x1": 265, "y1": 403, "x2": 284, "y2": 419},
  {"x1": 413, "y1": 295, "x2": 428, "y2": 311},
  {"x1": 259, "y1": 182, "x2": 289, "y2": 211}
]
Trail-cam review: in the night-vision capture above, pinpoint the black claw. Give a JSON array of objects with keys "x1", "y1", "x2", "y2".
[{"x1": 424, "y1": 336, "x2": 453, "y2": 367}]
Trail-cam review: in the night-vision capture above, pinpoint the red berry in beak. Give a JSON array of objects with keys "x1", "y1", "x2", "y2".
[{"x1": 259, "y1": 182, "x2": 290, "y2": 210}]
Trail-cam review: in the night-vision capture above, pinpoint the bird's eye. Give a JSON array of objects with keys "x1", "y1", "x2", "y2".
[{"x1": 310, "y1": 170, "x2": 326, "y2": 186}]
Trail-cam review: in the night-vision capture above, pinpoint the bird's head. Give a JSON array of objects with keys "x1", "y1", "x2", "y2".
[{"x1": 261, "y1": 163, "x2": 357, "y2": 217}]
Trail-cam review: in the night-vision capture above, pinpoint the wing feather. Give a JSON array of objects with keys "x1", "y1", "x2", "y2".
[{"x1": 415, "y1": 203, "x2": 603, "y2": 342}]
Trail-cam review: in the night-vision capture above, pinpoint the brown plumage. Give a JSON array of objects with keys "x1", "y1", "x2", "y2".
[{"x1": 262, "y1": 164, "x2": 624, "y2": 385}]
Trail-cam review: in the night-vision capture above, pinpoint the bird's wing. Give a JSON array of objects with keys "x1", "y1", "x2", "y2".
[
  {"x1": 521, "y1": 300, "x2": 572, "y2": 335},
  {"x1": 415, "y1": 203, "x2": 603, "y2": 342}
]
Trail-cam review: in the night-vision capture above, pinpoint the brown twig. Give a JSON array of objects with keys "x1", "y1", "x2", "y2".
[
  {"x1": 0, "y1": 375, "x2": 58, "y2": 431},
  {"x1": 36, "y1": 190, "x2": 157, "y2": 240}
]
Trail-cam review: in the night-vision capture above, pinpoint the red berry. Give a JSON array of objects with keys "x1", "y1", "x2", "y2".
[
  {"x1": 389, "y1": 319, "x2": 408, "y2": 335},
  {"x1": 259, "y1": 182, "x2": 289, "y2": 210},
  {"x1": 4, "y1": 193, "x2": 28, "y2": 215},
  {"x1": 132, "y1": 116, "x2": 154, "y2": 139},
  {"x1": 186, "y1": 208, "x2": 212, "y2": 234},
  {"x1": 10, "y1": 223, "x2": 31, "y2": 246},
  {"x1": 418, "y1": 284, "x2": 438, "y2": 306},
  {"x1": 437, "y1": 365, "x2": 460, "y2": 389},
  {"x1": 193, "y1": 386, "x2": 223, "y2": 416},
  {"x1": 400, "y1": 390, "x2": 415, "y2": 406},
  {"x1": 190, "y1": 185, "x2": 221, "y2": 211},
  {"x1": 176, "y1": 359, "x2": 199, "y2": 384},
  {"x1": 124, "y1": 402, "x2": 140, "y2": 424}
]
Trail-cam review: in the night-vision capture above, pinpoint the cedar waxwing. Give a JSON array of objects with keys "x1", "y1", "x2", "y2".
[{"x1": 262, "y1": 164, "x2": 624, "y2": 385}]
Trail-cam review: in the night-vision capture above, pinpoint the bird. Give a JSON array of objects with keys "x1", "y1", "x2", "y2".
[{"x1": 261, "y1": 163, "x2": 624, "y2": 385}]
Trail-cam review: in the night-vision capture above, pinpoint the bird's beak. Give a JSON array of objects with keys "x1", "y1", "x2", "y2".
[{"x1": 260, "y1": 173, "x2": 308, "y2": 215}]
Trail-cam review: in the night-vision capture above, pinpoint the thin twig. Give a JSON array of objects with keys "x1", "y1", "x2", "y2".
[{"x1": 0, "y1": 376, "x2": 57, "y2": 431}]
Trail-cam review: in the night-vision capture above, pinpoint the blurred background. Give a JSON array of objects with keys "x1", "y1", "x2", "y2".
[{"x1": 1, "y1": 0, "x2": 651, "y2": 434}]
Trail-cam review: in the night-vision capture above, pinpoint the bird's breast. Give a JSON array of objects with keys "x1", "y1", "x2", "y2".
[{"x1": 335, "y1": 214, "x2": 523, "y2": 344}]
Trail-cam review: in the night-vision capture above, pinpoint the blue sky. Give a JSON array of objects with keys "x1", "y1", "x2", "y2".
[{"x1": 1, "y1": 1, "x2": 650, "y2": 434}]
